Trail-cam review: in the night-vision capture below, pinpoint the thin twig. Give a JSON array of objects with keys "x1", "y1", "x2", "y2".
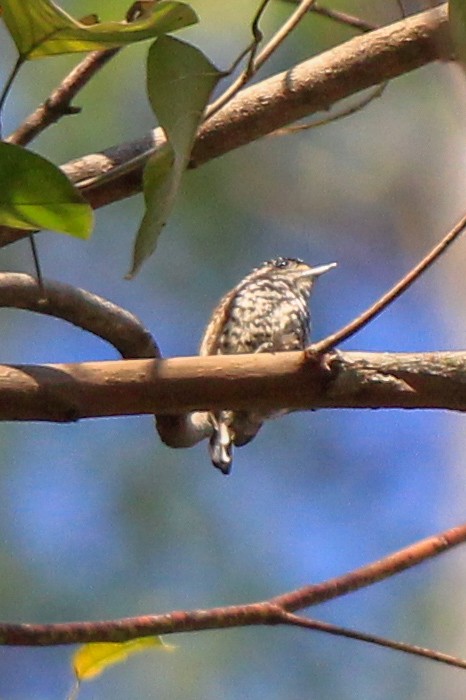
[
  {"x1": 5, "y1": 1, "x2": 153, "y2": 146},
  {"x1": 272, "y1": 0, "x2": 400, "y2": 137},
  {"x1": 253, "y1": 0, "x2": 317, "y2": 69},
  {"x1": 27, "y1": 235, "x2": 45, "y2": 300},
  {"x1": 246, "y1": 0, "x2": 269, "y2": 74},
  {"x1": 7, "y1": 48, "x2": 119, "y2": 147},
  {"x1": 282, "y1": 613, "x2": 466, "y2": 670},
  {"x1": 272, "y1": 83, "x2": 386, "y2": 135},
  {"x1": 0, "y1": 523, "x2": 464, "y2": 645},
  {"x1": 0, "y1": 57, "x2": 23, "y2": 137},
  {"x1": 310, "y1": 210, "x2": 466, "y2": 355},
  {"x1": 279, "y1": 0, "x2": 376, "y2": 31},
  {"x1": 395, "y1": 0, "x2": 406, "y2": 19},
  {"x1": 271, "y1": 524, "x2": 466, "y2": 610},
  {"x1": 206, "y1": 0, "x2": 317, "y2": 119},
  {"x1": 310, "y1": 3, "x2": 376, "y2": 32},
  {"x1": 205, "y1": 0, "x2": 272, "y2": 119}
]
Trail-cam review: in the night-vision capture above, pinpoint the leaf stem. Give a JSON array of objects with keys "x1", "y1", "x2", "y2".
[
  {"x1": 0, "y1": 58, "x2": 23, "y2": 135},
  {"x1": 28, "y1": 234, "x2": 46, "y2": 300}
]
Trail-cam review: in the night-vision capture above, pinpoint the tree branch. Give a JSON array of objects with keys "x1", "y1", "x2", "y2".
[
  {"x1": 0, "y1": 273, "x2": 209, "y2": 444},
  {"x1": 0, "y1": 273, "x2": 159, "y2": 359},
  {"x1": 281, "y1": 612, "x2": 466, "y2": 670},
  {"x1": 0, "y1": 523, "x2": 464, "y2": 646},
  {"x1": 307, "y1": 2, "x2": 377, "y2": 32},
  {"x1": 311, "y1": 209, "x2": 466, "y2": 354},
  {"x1": 0, "y1": 4, "x2": 451, "y2": 247},
  {"x1": 0, "y1": 350, "x2": 465, "y2": 423},
  {"x1": 6, "y1": 49, "x2": 119, "y2": 148}
]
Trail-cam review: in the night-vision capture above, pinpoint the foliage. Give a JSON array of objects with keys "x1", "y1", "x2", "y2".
[{"x1": 0, "y1": 2, "x2": 464, "y2": 700}]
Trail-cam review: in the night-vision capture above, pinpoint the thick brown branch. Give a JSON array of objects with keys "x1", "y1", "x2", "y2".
[
  {"x1": 0, "y1": 523, "x2": 464, "y2": 646},
  {"x1": 0, "y1": 351, "x2": 465, "y2": 423},
  {"x1": 80, "y1": 4, "x2": 452, "y2": 189},
  {"x1": 192, "y1": 4, "x2": 450, "y2": 166},
  {"x1": 0, "y1": 5, "x2": 451, "y2": 247}
]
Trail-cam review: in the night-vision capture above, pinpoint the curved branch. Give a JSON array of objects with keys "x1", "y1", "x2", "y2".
[
  {"x1": 0, "y1": 273, "x2": 159, "y2": 359},
  {"x1": 0, "y1": 523, "x2": 464, "y2": 645},
  {"x1": 0, "y1": 273, "x2": 208, "y2": 443},
  {"x1": 0, "y1": 5, "x2": 451, "y2": 247}
]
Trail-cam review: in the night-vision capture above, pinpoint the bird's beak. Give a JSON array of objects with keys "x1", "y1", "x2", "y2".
[{"x1": 305, "y1": 262, "x2": 338, "y2": 278}]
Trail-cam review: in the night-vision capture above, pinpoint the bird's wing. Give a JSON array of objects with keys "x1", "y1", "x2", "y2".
[{"x1": 199, "y1": 287, "x2": 237, "y2": 356}]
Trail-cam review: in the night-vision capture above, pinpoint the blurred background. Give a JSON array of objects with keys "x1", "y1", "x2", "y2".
[{"x1": 0, "y1": 1, "x2": 465, "y2": 698}]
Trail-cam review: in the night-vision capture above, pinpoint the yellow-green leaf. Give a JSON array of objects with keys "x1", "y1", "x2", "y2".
[
  {"x1": 73, "y1": 636, "x2": 170, "y2": 681},
  {"x1": 128, "y1": 36, "x2": 222, "y2": 276},
  {"x1": 0, "y1": 142, "x2": 93, "y2": 237},
  {"x1": 0, "y1": 0, "x2": 198, "y2": 59}
]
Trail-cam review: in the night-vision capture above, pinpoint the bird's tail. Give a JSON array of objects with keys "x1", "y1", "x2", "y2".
[{"x1": 209, "y1": 411, "x2": 233, "y2": 475}]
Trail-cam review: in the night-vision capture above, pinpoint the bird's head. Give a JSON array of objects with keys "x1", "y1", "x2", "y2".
[{"x1": 258, "y1": 257, "x2": 337, "y2": 293}]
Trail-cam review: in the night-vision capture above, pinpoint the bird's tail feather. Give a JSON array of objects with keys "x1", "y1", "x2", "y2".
[{"x1": 209, "y1": 412, "x2": 233, "y2": 475}]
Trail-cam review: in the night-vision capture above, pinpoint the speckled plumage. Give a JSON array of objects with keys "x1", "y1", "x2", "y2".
[{"x1": 200, "y1": 257, "x2": 336, "y2": 474}]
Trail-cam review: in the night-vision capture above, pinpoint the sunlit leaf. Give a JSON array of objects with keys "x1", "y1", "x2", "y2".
[
  {"x1": 128, "y1": 36, "x2": 222, "y2": 276},
  {"x1": 0, "y1": 142, "x2": 93, "y2": 237},
  {"x1": 73, "y1": 636, "x2": 170, "y2": 681},
  {"x1": 0, "y1": 0, "x2": 198, "y2": 59}
]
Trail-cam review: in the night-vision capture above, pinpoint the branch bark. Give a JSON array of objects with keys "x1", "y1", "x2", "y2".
[
  {"x1": 0, "y1": 4, "x2": 451, "y2": 247},
  {"x1": 0, "y1": 273, "x2": 159, "y2": 359},
  {"x1": 0, "y1": 350, "x2": 465, "y2": 423},
  {"x1": 0, "y1": 522, "x2": 464, "y2": 646}
]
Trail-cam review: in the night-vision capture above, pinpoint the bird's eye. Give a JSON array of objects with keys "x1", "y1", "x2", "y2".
[{"x1": 273, "y1": 258, "x2": 290, "y2": 269}]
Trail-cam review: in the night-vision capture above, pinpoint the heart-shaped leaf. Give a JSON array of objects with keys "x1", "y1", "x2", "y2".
[{"x1": 0, "y1": 142, "x2": 93, "y2": 236}]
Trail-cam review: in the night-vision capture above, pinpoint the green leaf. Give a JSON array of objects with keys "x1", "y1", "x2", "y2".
[
  {"x1": 450, "y1": 0, "x2": 466, "y2": 67},
  {"x1": 146, "y1": 36, "x2": 223, "y2": 163},
  {"x1": 128, "y1": 36, "x2": 222, "y2": 276},
  {"x1": 73, "y1": 636, "x2": 171, "y2": 681},
  {"x1": 0, "y1": 142, "x2": 93, "y2": 237},
  {"x1": 128, "y1": 144, "x2": 176, "y2": 277},
  {"x1": 0, "y1": 0, "x2": 198, "y2": 59}
]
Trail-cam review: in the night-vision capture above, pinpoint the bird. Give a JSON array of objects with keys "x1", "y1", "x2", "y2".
[{"x1": 199, "y1": 256, "x2": 337, "y2": 474}]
